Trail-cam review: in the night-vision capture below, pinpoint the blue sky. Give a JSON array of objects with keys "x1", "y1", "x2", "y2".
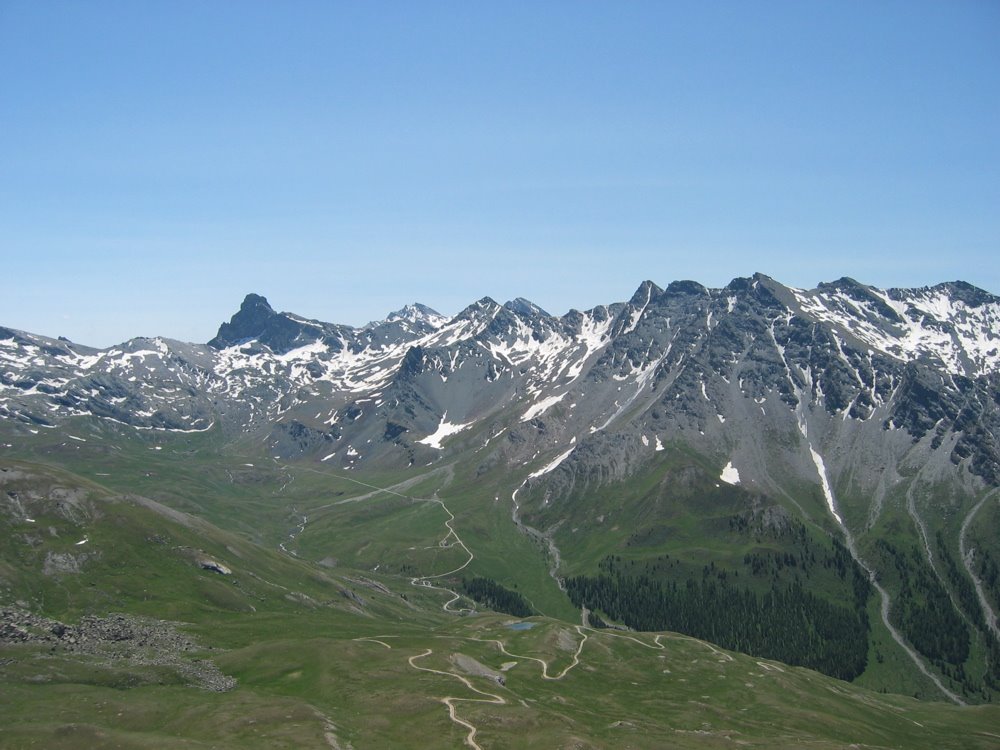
[{"x1": 1, "y1": 1, "x2": 998, "y2": 347}]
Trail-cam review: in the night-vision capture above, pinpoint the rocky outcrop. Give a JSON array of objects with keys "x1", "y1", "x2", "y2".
[
  {"x1": 198, "y1": 559, "x2": 232, "y2": 575},
  {"x1": 0, "y1": 607, "x2": 236, "y2": 691}
]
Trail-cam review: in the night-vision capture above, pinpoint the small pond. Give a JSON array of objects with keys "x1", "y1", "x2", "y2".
[{"x1": 506, "y1": 621, "x2": 536, "y2": 631}]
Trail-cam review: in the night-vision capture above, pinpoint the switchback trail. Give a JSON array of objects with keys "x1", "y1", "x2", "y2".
[
  {"x1": 355, "y1": 626, "x2": 671, "y2": 749},
  {"x1": 408, "y1": 649, "x2": 506, "y2": 750},
  {"x1": 408, "y1": 491, "x2": 476, "y2": 612},
  {"x1": 284, "y1": 462, "x2": 475, "y2": 613}
]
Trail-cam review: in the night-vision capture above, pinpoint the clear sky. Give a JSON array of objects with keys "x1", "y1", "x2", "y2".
[{"x1": 1, "y1": 1, "x2": 998, "y2": 347}]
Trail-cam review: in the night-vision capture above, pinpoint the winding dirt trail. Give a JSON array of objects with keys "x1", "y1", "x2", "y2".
[
  {"x1": 472, "y1": 625, "x2": 588, "y2": 681},
  {"x1": 906, "y1": 479, "x2": 938, "y2": 578},
  {"x1": 356, "y1": 626, "x2": 670, "y2": 749},
  {"x1": 844, "y1": 517, "x2": 966, "y2": 705},
  {"x1": 284, "y1": 463, "x2": 476, "y2": 612},
  {"x1": 408, "y1": 649, "x2": 507, "y2": 750},
  {"x1": 291, "y1": 464, "x2": 450, "y2": 507},
  {"x1": 353, "y1": 636, "x2": 395, "y2": 650},
  {"x1": 407, "y1": 491, "x2": 477, "y2": 613},
  {"x1": 278, "y1": 507, "x2": 308, "y2": 556}
]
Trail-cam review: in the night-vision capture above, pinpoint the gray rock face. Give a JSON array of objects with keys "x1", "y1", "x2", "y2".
[
  {"x1": 1, "y1": 275, "x2": 998, "y2": 491},
  {"x1": 42, "y1": 551, "x2": 95, "y2": 576},
  {"x1": 208, "y1": 293, "x2": 358, "y2": 355}
]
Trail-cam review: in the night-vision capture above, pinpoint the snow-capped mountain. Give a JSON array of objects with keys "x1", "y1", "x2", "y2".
[
  {"x1": 2, "y1": 274, "x2": 998, "y2": 485},
  {"x1": 365, "y1": 302, "x2": 451, "y2": 333}
]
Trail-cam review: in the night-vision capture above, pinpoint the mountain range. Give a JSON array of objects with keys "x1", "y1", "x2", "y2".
[{"x1": 2, "y1": 273, "x2": 1000, "y2": 747}]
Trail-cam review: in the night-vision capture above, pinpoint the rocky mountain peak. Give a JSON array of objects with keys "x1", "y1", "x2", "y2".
[
  {"x1": 503, "y1": 298, "x2": 551, "y2": 318},
  {"x1": 817, "y1": 276, "x2": 866, "y2": 293},
  {"x1": 381, "y1": 303, "x2": 447, "y2": 328},
  {"x1": 924, "y1": 281, "x2": 998, "y2": 308},
  {"x1": 208, "y1": 294, "x2": 279, "y2": 349},
  {"x1": 240, "y1": 293, "x2": 274, "y2": 314},
  {"x1": 207, "y1": 294, "x2": 333, "y2": 354},
  {"x1": 452, "y1": 297, "x2": 501, "y2": 322},
  {"x1": 664, "y1": 279, "x2": 708, "y2": 297},
  {"x1": 628, "y1": 280, "x2": 663, "y2": 306}
]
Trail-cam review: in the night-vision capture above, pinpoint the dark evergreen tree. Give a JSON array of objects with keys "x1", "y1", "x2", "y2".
[{"x1": 461, "y1": 577, "x2": 535, "y2": 617}]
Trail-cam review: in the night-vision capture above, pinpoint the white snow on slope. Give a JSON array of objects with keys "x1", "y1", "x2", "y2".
[
  {"x1": 807, "y1": 443, "x2": 843, "y2": 526},
  {"x1": 521, "y1": 392, "x2": 568, "y2": 422},
  {"x1": 418, "y1": 414, "x2": 474, "y2": 450},
  {"x1": 366, "y1": 304, "x2": 450, "y2": 330},
  {"x1": 563, "y1": 310, "x2": 615, "y2": 381},
  {"x1": 791, "y1": 286, "x2": 1000, "y2": 376},
  {"x1": 528, "y1": 447, "x2": 575, "y2": 479},
  {"x1": 769, "y1": 317, "x2": 846, "y2": 528},
  {"x1": 720, "y1": 461, "x2": 740, "y2": 485},
  {"x1": 276, "y1": 340, "x2": 329, "y2": 362},
  {"x1": 621, "y1": 284, "x2": 654, "y2": 335},
  {"x1": 593, "y1": 349, "x2": 668, "y2": 432}
]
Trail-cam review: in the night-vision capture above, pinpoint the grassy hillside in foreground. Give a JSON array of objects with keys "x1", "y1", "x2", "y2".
[
  {"x1": 2, "y1": 452, "x2": 1000, "y2": 748},
  {"x1": 4, "y1": 606, "x2": 1000, "y2": 749}
]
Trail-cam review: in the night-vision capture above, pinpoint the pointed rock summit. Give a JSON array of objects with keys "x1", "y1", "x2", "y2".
[
  {"x1": 386, "y1": 302, "x2": 438, "y2": 320},
  {"x1": 503, "y1": 298, "x2": 551, "y2": 318},
  {"x1": 382, "y1": 303, "x2": 448, "y2": 328},
  {"x1": 452, "y1": 296, "x2": 502, "y2": 323},
  {"x1": 208, "y1": 294, "x2": 330, "y2": 353},
  {"x1": 208, "y1": 294, "x2": 278, "y2": 349},
  {"x1": 628, "y1": 280, "x2": 663, "y2": 306}
]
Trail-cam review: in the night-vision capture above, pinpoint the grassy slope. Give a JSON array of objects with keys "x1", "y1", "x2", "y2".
[
  {"x1": 5, "y1": 607, "x2": 1000, "y2": 749},
  {"x1": 515, "y1": 440, "x2": 1000, "y2": 702},
  {"x1": 2, "y1": 425, "x2": 1000, "y2": 747}
]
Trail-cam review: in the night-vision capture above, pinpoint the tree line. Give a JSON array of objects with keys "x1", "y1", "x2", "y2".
[
  {"x1": 566, "y1": 561, "x2": 869, "y2": 681},
  {"x1": 461, "y1": 577, "x2": 535, "y2": 617}
]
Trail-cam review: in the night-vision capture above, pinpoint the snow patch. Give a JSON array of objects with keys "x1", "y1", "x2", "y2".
[
  {"x1": 418, "y1": 413, "x2": 474, "y2": 450},
  {"x1": 807, "y1": 444, "x2": 843, "y2": 526},
  {"x1": 275, "y1": 339, "x2": 329, "y2": 362},
  {"x1": 720, "y1": 461, "x2": 740, "y2": 485},
  {"x1": 792, "y1": 285, "x2": 1000, "y2": 377},
  {"x1": 521, "y1": 392, "x2": 567, "y2": 422},
  {"x1": 528, "y1": 447, "x2": 575, "y2": 479}
]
